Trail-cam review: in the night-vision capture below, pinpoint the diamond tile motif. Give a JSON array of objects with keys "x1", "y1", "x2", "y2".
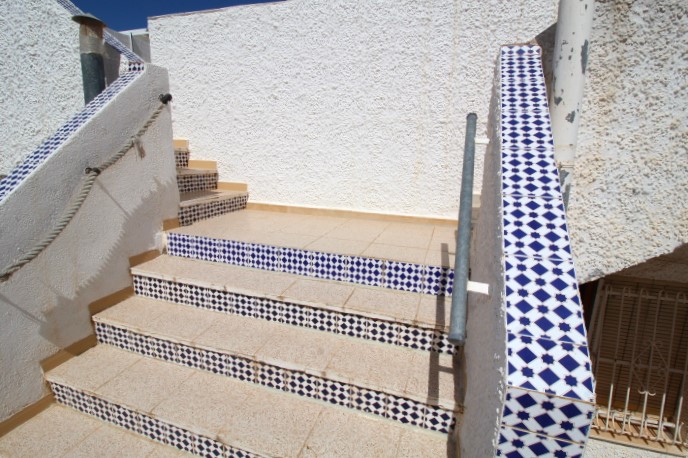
[
  {"x1": 501, "y1": 147, "x2": 561, "y2": 198},
  {"x1": 502, "y1": 197, "x2": 571, "y2": 261},
  {"x1": 383, "y1": 261, "x2": 426, "y2": 293},
  {"x1": 497, "y1": 424, "x2": 585, "y2": 457},
  {"x1": 502, "y1": 386, "x2": 594, "y2": 444},
  {"x1": 498, "y1": 44, "x2": 594, "y2": 454},
  {"x1": 507, "y1": 333, "x2": 594, "y2": 402},
  {"x1": 504, "y1": 256, "x2": 586, "y2": 344}
]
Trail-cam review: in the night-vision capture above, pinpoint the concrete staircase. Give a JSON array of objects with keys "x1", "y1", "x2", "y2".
[
  {"x1": 174, "y1": 139, "x2": 248, "y2": 227},
  {"x1": 3, "y1": 144, "x2": 463, "y2": 457}
]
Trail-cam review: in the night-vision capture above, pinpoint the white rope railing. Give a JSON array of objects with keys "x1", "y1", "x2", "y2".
[{"x1": 0, "y1": 93, "x2": 172, "y2": 283}]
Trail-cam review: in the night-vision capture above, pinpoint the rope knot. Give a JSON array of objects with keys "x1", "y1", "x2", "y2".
[{"x1": 85, "y1": 167, "x2": 101, "y2": 175}]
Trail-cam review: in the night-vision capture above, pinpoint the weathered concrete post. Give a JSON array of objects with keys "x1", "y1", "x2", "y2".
[
  {"x1": 72, "y1": 14, "x2": 107, "y2": 105},
  {"x1": 550, "y1": 0, "x2": 594, "y2": 205}
]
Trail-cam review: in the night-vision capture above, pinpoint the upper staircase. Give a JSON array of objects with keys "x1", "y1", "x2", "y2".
[{"x1": 1, "y1": 141, "x2": 462, "y2": 457}]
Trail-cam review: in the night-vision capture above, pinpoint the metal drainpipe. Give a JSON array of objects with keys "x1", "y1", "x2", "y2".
[
  {"x1": 72, "y1": 14, "x2": 107, "y2": 105},
  {"x1": 550, "y1": 0, "x2": 594, "y2": 207}
]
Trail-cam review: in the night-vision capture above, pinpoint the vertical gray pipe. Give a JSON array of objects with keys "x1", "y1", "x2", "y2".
[
  {"x1": 448, "y1": 113, "x2": 477, "y2": 346},
  {"x1": 72, "y1": 14, "x2": 107, "y2": 105}
]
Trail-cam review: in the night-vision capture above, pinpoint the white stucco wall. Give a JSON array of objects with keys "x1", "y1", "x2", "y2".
[
  {"x1": 0, "y1": 0, "x2": 83, "y2": 176},
  {"x1": 567, "y1": 0, "x2": 688, "y2": 283},
  {"x1": 149, "y1": 0, "x2": 558, "y2": 219},
  {"x1": 0, "y1": 65, "x2": 179, "y2": 421},
  {"x1": 459, "y1": 73, "x2": 506, "y2": 456}
]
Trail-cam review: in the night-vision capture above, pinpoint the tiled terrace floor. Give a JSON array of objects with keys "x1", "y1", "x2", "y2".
[{"x1": 169, "y1": 209, "x2": 458, "y2": 267}]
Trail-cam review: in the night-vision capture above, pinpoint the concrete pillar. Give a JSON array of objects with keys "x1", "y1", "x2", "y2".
[{"x1": 550, "y1": 0, "x2": 594, "y2": 205}]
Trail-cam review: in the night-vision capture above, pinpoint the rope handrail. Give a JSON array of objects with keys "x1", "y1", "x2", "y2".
[{"x1": 0, "y1": 93, "x2": 173, "y2": 284}]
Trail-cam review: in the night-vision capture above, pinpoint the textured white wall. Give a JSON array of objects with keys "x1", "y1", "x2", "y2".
[
  {"x1": 149, "y1": 0, "x2": 557, "y2": 218},
  {"x1": 0, "y1": 0, "x2": 83, "y2": 176},
  {"x1": 459, "y1": 73, "x2": 506, "y2": 456},
  {"x1": 0, "y1": 65, "x2": 179, "y2": 422},
  {"x1": 567, "y1": 0, "x2": 688, "y2": 283}
]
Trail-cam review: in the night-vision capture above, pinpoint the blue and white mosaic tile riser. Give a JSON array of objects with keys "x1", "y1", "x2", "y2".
[
  {"x1": 94, "y1": 322, "x2": 456, "y2": 433},
  {"x1": 167, "y1": 233, "x2": 455, "y2": 296},
  {"x1": 0, "y1": 0, "x2": 145, "y2": 204},
  {"x1": 496, "y1": 45, "x2": 594, "y2": 457}
]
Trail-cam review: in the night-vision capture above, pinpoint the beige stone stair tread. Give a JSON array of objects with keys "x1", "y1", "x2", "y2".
[
  {"x1": 0, "y1": 404, "x2": 191, "y2": 457},
  {"x1": 179, "y1": 189, "x2": 247, "y2": 207},
  {"x1": 46, "y1": 346, "x2": 448, "y2": 457},
  {"x1": 177, "y1": 167, "x2": 217, "y2": 176},
  {"x1": 93, "y1": 296, "x2": 457, "y2": 408},
  {"x1": 132, "y1": 255, "x2": 450, "y2": 331},
  {"x1": 169, "y1": 208, "x2": 458, "y2": 261}
]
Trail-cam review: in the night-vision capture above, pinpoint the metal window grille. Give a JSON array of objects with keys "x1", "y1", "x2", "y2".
[{"x1": 589, "y1": 277, "x2": 688, "y2": 446}]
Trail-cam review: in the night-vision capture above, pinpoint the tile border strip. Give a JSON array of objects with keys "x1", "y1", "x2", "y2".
[
  {"x1": 179, "y1": 193, "x2": 249, "y2": 226},
  {"x1": 95, "y1": 322, "x2": 456, "y2": 433},
  {"x1": 50, "y1": 382, "x2": 258, "y2": 458},
  {"x1": 131, "y1": 274, "x2": 456, "y2": 355},
  {"x1": 166, "y1": 233, "x2": 455, "y2": 297}
]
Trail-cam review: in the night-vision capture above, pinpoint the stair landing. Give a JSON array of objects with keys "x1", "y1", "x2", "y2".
[{"x1": 169, "y1": 209, "x2": 457, "y2": 266}]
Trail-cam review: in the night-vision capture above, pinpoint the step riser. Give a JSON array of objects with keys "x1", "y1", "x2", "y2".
[
  {"x1": 95, "y1": 322, "x2": 456, "y2": 434},
  {"x1": 175, "y1": 150, "x2": 189, "y2": 168},
  {"x1": 179, "y1": 194, "x2": 249, "y2": 226},
  {"x1": 177, "y1": 172, "x2": 219, "y2": 194},
  {"x1": 132, "y1": 274, "x2": 456, "y2": 355},
  {"x1": 50, "y1": 382, "x2": 258, "y2": 458},
  {"x1": 167, "y1": 233, "x2": 455, "y2": 296}
]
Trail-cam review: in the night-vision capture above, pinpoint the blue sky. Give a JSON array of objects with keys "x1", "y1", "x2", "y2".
[{"x1": 71, "y1": 0, "x2": 276, "y2": 31}]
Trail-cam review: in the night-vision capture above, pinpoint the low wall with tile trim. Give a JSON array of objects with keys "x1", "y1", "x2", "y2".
[
  {"x1": 149, "y1": 0, "x2": 560, "y2": 219},
  {"x1": 0, "y1": 2, "x2": 179, "y2": 419},
  {"x1": 460, "y1": 45, "x2": 595, "y2": 456}
]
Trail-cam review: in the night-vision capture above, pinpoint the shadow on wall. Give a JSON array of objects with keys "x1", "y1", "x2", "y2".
[
  {"x1": 0, "y1": 171, "x2": 176, "y2": 350},
  {"x1": 535, "y1": 23, "x2": 557, "y2": 100}
]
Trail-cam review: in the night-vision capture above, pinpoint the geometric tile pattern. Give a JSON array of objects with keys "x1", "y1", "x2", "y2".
[
  {"x1": 496, "y1": 44, "x2": 595, "y2": 456},
  {"x1": 0, "y1": 0, "x2": 146, "y2": 203},
  {"x1": 506, "y1": 333, "x2": 594, "y2": 402},
  {"x1": 502, "y1": 386, "x2": 594, "y2": 444},
  {"x1": 95, "y1": 322, "x2": 457, "y2": 433},
  {"x1": 177, "y1": 172, "x2": 219, "y2": 194},
  {"x1": 502, "y1": 196, "x2": 572, "y2": 261},
  {"x1": 503, "y1": 256, "x2": 586, "y2": 344},
  {"x1": 179, "y1": 193, "x2": 249, "y2": 226},
  {"x1": 167, "y1": 233, "x2": 455, "y2": 296},
  {"x1": 175, "y1": 149, "x2": 190, "y2": 168},
  {"x1": 50, "y1": 382, "x2": 256, "y2": 457},
  {"x1": 131, "y1": 274, "x2": 456, "y2": 355},
  {"x1": 501, "y1": 146, "x2": 562, "y2": 198},
  {"x1": 497, "y1": 424, "x2": 585, "y2": 458}
]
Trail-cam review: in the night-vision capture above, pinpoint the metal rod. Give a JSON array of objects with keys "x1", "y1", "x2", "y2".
[{"x1": 448, "y1": 113, "x2": 477, "y2": 346}]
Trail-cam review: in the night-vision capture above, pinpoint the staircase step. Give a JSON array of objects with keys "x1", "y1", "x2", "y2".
[
  {"x1": 47, "y1": 346, "x2": 449, "y2": 457},
  {"x1": 132, "y1": 255, "x2": 455, "y2": 354},
  {"x1": 92, "y1": 296, "x2": 458, "y2": 430},
  {"x1": 0, "y1": 404, "x2": 191, "y2": 457},
  {"x1": 175, "y1": 149, "x2": 189, "y2": 168},
  {"x1": 176, "y1": 168, "x2": 219, "y2": 194},
  {"x1": 178, "y1": 190, "x2": 249, "y2": 226},
  {"x1": 167, "y1": 209, "x2": 457, "y2": 296}
]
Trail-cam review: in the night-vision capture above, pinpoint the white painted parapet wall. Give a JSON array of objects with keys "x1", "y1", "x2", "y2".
[
  {"x1": 460, "y1": 45, "x2": 595, "y2": 456},
  {"x1": 0, "y1": 0, "x2": 178, "y2": 422}
]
